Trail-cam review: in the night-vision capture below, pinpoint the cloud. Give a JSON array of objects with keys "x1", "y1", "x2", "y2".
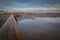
[
  {"x1": 11, "y1": 2, "x2": 31, "y2": 7},
  {"x1": 0, "y1": 0, "x2": 31, "y2": 11},
  {"x1": 5, "y1": 6, "x2": 60, "y2": 13},
  {"x1": 0, "y1": 0, "x2": 13, "y2": 10},
  {"x1": 0, "y1": 0, "x2": 12, "y2": 3},
  {"x1": 0, "y1": 0, "x2": 10, "y2": 1},
  {"x1": 0, "y1": 0, "x2": 60, "y2": 13}
]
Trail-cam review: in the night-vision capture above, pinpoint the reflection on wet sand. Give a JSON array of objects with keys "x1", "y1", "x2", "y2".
[{"x1": 17, "y1": 17, "x2": 60, "y2": 40}]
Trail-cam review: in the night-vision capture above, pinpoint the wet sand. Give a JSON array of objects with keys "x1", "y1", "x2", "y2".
[{"x1": 17, "y1": 17, "x2": 60, "y2": 40}]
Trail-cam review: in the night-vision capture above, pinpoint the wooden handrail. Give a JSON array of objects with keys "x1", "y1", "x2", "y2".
[{"x1": 12, "y1": 15, "x2": 25, "y2": 40}]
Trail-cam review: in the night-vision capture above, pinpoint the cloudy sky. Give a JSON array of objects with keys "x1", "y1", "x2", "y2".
[{"x1": 0, "y1": 0, "x2": 60, "y2": 13}]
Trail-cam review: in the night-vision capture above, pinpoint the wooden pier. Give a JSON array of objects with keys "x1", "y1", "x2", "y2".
[{"x1": 0, "y1": 15, "x2": 25, "y2": 40}]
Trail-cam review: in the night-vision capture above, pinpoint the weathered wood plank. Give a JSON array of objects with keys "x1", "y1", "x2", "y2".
[{"x1": 0, "y1": 14, "x2": 25, "y2": 40}]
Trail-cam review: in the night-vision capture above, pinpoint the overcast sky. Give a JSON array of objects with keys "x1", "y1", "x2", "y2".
[{"x1": 0, "y1": 0, "x2": 60, "y2": 13}]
